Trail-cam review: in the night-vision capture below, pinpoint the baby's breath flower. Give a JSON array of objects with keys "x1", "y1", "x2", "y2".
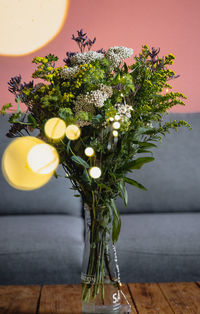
[
  {"x1": 70, "y1": 51, "x2": 104, "y2": 65},
  {"x1": 115, "y1": 103, "x2": 133, "y2": 121},
  {"x1": 105, "y1": 46, "x2": 133, "y2": 69},
  {"x1": 74, "y1": 85, "x2": 113, "y2": 113},
  {"x1": 90, "y1": 85, "x2": 113, "y2": 108},
  {"x1": 60, "y1": 66, "x2": 79, "y2": 79},
  {"x1": 99, "y1": 84, "x2": 113, "y2": 98},
  {"x1": 90, "y1": 90, "x2": 107, "y2": 108}
]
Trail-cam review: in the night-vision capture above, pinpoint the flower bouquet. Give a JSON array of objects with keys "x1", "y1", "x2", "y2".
[{"x1": 1, "y1": 29, "x2": 190, "y2": 313}]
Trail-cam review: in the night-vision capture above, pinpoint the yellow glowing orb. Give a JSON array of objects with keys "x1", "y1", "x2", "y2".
[
  {"x1": 84, "y1": 147, "x2": 95, "y2": 157},
  {"x1": 27, "y1": 143, "x2": 59, "y2": 174},
  {"x1": 89, "y1": 167, "x2": 101, "y2": 179},
  {"x1": 113, "y1": 130, "x2": 119, "y2": 137},
  {"x1": 1, "y1": 137, "x2": 58, "y2": 190},
  {"x1": 0, "y1": 0, "x2": 69, "y2": 56},
  {"x1": 44, "y1": 118, "x2": 66, "y2": 141},
  {"x1": 113, "y1": 122, "x2": 121, "y2": 129},
  {"x1": 65, "y1": 124, "x2": 81, "y2": 140}
]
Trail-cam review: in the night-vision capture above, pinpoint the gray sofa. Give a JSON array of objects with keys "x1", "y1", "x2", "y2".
[{"x1": 0, "y1": 113, "x2": 200, "y2": 285}]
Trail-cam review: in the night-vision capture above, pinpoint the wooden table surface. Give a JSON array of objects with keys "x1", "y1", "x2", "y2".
[{"x1": 0, "y1": 282, "x2": 200, "y2": 313}]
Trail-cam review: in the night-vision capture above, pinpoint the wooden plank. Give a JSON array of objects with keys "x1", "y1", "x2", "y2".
[
  {"x1": 39, "y1": 284, "x2": 82, "y2": 314},
  {"x1": 128, "y1": 283, "x2": 174, "y2": 314},
  {"x1": 39, "y1": 284, "x2": 136, "y2": 314},
  {"x1": 120, "y1": 284, "x2": 138, "y2": 314},
  {"x1": 159, "y1": 282, "x2": 200, "y2": 314},
  {"x1": 0, "y1": 285, "x2": 41, "y2": 314}
]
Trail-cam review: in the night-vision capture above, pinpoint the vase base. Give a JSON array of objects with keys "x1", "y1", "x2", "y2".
[{"x1": 82, "y1": 303, "x2": 131, "y2": 313}]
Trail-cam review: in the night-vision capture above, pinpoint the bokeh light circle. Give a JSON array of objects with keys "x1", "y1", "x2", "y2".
[
  {"x1": 44, "y1": 117, "x2": 66, "y2": 141},
  {"x1": 2, "y1": 136, "x2": 58, "y2": 190},
  {"x1": 65, "y1": 124, "x2": 81, "y2": 140},
  {"x1": 84, "y1": 147, "x2": 95, "y2": 157},
  {"x1": 113, "y1": 122, "x2": 121, "y2": 129},
  {"x1": 27, "y1": 143, "x2": 59, "y2": 174},
  {"x1": 89, "y1": 167, "x2": 102, "y2": 179},
  {"x1": 0, "y1": 0, "x2": 70, "y2": 56}
]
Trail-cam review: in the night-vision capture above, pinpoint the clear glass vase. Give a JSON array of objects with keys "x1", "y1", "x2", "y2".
[{"x1": 81, "y1": 203, "x2": 131, "y2": 313}]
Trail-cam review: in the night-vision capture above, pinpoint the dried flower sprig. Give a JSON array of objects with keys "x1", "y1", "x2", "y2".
[{"x1": 72, "y1": 28, "x2": 96, "y2": 52}]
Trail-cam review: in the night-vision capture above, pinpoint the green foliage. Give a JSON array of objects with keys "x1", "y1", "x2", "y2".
[
  {"x1": 58, "y1": 107, "x2": 74, "y2": 122},
  {"x1": 119, "y1": 180, "x2": 128, "y2": 207},
  {"x1": 0, "y1": 103, "x2": 12, "y2": 115},
  {"x1": 76, "y1": 111, "x2": 91, "y2": 122},
  {"x1": 71, "y1": 156, "x2": 90, "y2": 169},
  {"x1": 32, "y1": 54, "x2": 59, "y2": 82},
  {"x1": 27, "y1": 115, "x2": 37, "y2": 128},
  {"x1": 109, "y1": 199, "x2": 121, "y2": 244},
  {"x1": 124, "y1": 177, "x2": 147, "y2": 191},
  {"x1": 124, "y1": 156, "x2": 155, "y2": 171},
  {"x1": 9, "y1": 112, "x2": 21, "y2": 123}
]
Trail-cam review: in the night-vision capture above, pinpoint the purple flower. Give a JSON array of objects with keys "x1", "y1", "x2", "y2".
[
  {"x1": 71, "y1": 29, "x2": 96, "y2": 52},
  {"x1": 63, "y1": 51, "x2": 78, "y2": 66},
  {"x1": 96, "y1": 48, "x2": 106, "y2": 54},
  {"x1": 8, "y1": 75, "x2": 22, "y2": 95}
]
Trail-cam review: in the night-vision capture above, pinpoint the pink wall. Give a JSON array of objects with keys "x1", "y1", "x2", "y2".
[{"x1": 1, "y1": 0, "x2": 199, "y2": 112}]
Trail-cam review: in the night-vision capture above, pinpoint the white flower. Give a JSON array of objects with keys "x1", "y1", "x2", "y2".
[
  {"x1": 70, "y1": 51, "x2": 104, "y2": 65},
  {"x1": 115, "y1": 103, "x2": 133, "y2": 121},
  {"x1": 60, "y1": 66, "x2": 79, "y2": 79},
  {"x1": 90, "y1": 85, "x2": 113, "y2": 108},
  {"x1": 74, "y1": 85, "x2": 112, "y2": 112},
  {"x1": 105, "y1": 46, "x2": 133, "y2": 69},
  {"x1": 99, "y1": 84, "x2": 113, "y2": 98},
  {"x1": 90, "y1": 90, "x2": 107, "y2": 108}
]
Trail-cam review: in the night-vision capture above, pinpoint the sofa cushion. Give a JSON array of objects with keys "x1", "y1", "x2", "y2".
[
  {"x1": 0, "y1": 115, "x2": 82, "y2": 216},
  {"x1": 116, "y1": 113, "x2": 200, "y2": 213},
  {"x1": 117, "y1": 213, "x2": 200, "y2": 283},
  {"x1": 0, "y1": 215, "x2": 84, "y2": 284}
]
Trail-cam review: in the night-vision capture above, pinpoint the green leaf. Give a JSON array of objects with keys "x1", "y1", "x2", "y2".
[
  {"x1": 123, "y1": 62, "x2": 128, "y2": 73},
  {"x1": 92, "y1": 114, "x2": 102, "y2": 124},
  {"x1": 98, "y1": 183, "x2": 112, "y2": 191},
  {"x1": 138, "y1": 142, "x2": 157, "y2": 148},
  {"x1": 17, "y1": 103, "x2": 21, "y2": 113},
  {"x1": 66, "y1": 140, "x2": 71, "y2": 154},
  {"x1": 129, "y1": 84, "x2": 135, "y2": 92},
  {"x1": 137, "y1": 149, "x2": 152, "y2": 154},
  {"x1": 0, "y1": 103, "x2": 12, "y2": 115},
  {"x1": 71, "y1": 156, "x2": 90, "y2": 169},
  {"x1": 109, "y1": 199, "x2": 121, "y2": 244},
  {"x1": 124, "y1": 177, "x2": 147, "y2": 191},
  {"x1": 27, "y1": 115, "x2": 37, "y2": 128},
  {"x1": 119, "y1": 180, "x2": 128, "y2": 207},
  {"x1": 8, "y1": 112, "x2": 21, "y2": 123},
  {"x1": 134, "y1": 127, "x2": 154, "y2": 139},
  {"x1": 82, "y1": 169, "x2": 91, "y2": 184},
  {"x1": 126, "y1": 157, "x2": 154, "y2": 170}
]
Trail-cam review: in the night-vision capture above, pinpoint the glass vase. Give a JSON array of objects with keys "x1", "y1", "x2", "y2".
[{"x1": 81, "y1": 203, "x2": 131, "y2": 313}]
